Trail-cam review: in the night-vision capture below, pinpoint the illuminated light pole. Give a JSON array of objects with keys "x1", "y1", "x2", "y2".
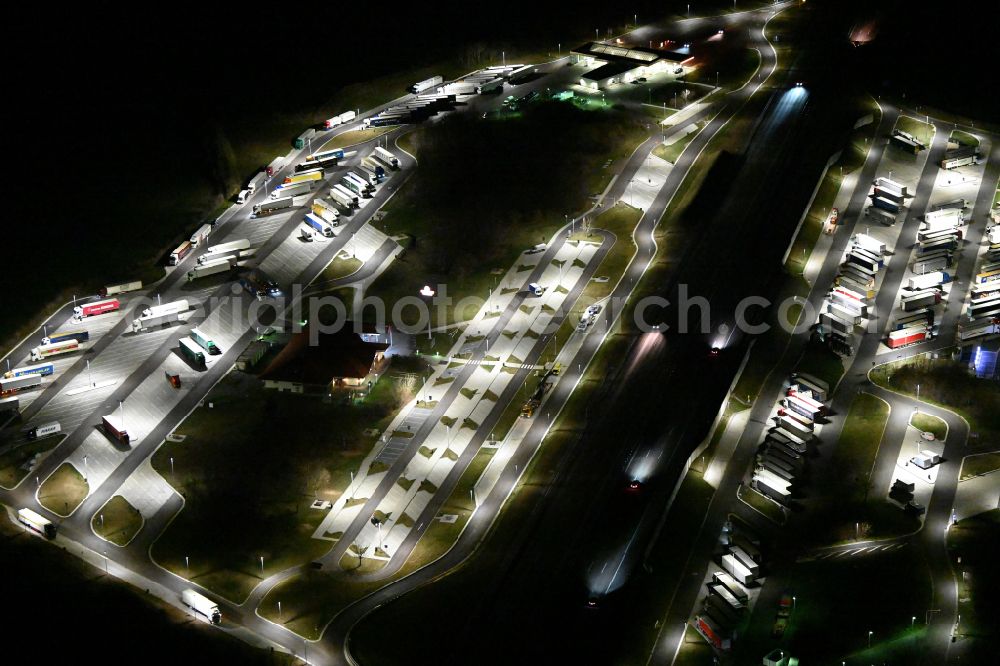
[
  {"x1": 420, "y1": 285, "x2": 435, "y2": 342},
  {"x1": 868, "y1": 630, "x2": 873, "y2": 648},
  {"x1": 278, "y1": 601, "x2": 283, "y2": 622},
  {"x1": 185, "y1": 555, "x2": 189, "y2": 575},
  {"x1": 260, "y1": 556, "x2": 264, "y2": 574},
  {"x1": 170, "y1": 457, "x2": 174, "y2": 476}
]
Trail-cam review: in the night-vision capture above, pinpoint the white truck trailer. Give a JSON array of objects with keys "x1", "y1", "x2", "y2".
[{"x1": 181, "y1": 589, "x2": 221, "y2": 624}]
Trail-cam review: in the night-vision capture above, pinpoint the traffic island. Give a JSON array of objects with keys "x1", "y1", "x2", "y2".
[
  {"x1": 908, "y1": 412, "x2": 947, "y2": 441},
  {"x1": 92, "y1": 495, "x2": 143, "y2": 547},
  {"x1": 38, "y1": 462, "x2": 89, "y2": 517}
]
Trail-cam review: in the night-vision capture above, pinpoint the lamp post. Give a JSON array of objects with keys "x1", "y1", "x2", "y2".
[
  {"x1": 420, "y1": 285, "x2": 435, "y2": 342},
  {"x1": 260, "y1": 556, "x2": 264, "y2": 574},
  {"x1": 868, "y1": 630, "x2": 873, "y2": 648}
]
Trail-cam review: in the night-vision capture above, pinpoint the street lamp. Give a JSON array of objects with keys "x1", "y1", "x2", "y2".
[
  {"x1": 260, "y1": 556, "x2": 264, "y2": 574},
  {"x1": 420, "y1": 285, "x2": 436, "y2": 342},
  {"x1": 868, "y1": 630, "x2": 873, "y2": 647},
  {"x1": 912, "y1": 615, "x2": 916, "y2": 628}
]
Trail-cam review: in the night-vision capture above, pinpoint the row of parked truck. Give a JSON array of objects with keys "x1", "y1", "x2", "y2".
[
  {"x1": 693, "y1": 521, "x2": 762, "y2": 651},
  {"x1": 751, "y1": 372, "x2": 829, "y2": 506},
  {"x1": 959, "y1": 220, "x2": 1000, "y2": 340}
]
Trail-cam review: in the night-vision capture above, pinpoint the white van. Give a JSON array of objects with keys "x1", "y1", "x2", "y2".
[
  {"x1": 528, "y1": 283, "x2": 545, "y2": 296},
  {"x1": 236, "y1": 189, "x2": 251, "y2": 204}
]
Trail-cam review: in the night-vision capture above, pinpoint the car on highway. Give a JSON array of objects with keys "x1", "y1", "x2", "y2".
[
  {"x1": 673, "y1": 67, "x2": 684, "y2": 74},
  {"x1": 627, "y1": 479, "x2": 642, "y2": 492},
  {"x1": 585, "y1": 304, "x2": 602, "y2": 318}
]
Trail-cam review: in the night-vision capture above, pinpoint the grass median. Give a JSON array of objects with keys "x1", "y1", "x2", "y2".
[
  {"x1": 150, "y1": 372, "x2": 414, "y2": 603},
  {"x1": 38, "y1": 462, "x2": 89, "y2": 517},
  {"x1": 0, "y1": 435, "x2": 65, "y2": 490},
  {"x1": 804, "y1": 392, "x2": 918, "y2": 544},
  {"x1": 92, "y1": 495, "x2": 143, "y2": 547}
]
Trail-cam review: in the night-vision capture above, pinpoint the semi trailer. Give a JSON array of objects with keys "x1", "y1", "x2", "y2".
[
  {"x1": 74, "y1": 298, "x2": 120, "y2": 318},
  {"x1": 253, "y1": 196, "x2": 294, "y2": 216},
  {"x1": 102, "y1": 413, "x2": 130, "y2": 446},
  {"x1": 181, "y1": 589, "x2": 221, "y2": 624},
  {"x1": 99, "y1": 280, "x2": 143, "y2": 297}
]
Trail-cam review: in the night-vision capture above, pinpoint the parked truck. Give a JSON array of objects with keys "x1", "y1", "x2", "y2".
[
  {"x1": 888, "y1": 325, "x2": 929, "y2": 349},
  {"x1": 901, "y1": 289, "x2": 941, "y2": 311},
  {"x1": 190, "y1": 328, "x2": 220, "y2": 355},
  {"x1": 265, "y1": 156, "x2": 284, "y2": 176},
  {"x1": 141, "y1": 300, "x2": 189, "y2": 319},
  {"x1": 941, "y1": 145, "x2": 979, "y2": 169},
  {"x1": 253, "y1": 196, "x2": 294, "y2": 217},
  {"x1": 373, "y1": 146, "x2": 400, "y2": 169},
  {"x1": 4, "y1": 363, "x2": 55, "y2": 379},
  {"x1": 323, "y1": 110, "x2": 356, "y2": 129},
  {"x1": 866, "y1": 205, "x2": 897, "y2": 226},
  {"x1": 42, "y1": 330, "x2": 89, "y2": 345},
  {"x1": 359, "y1": 159, "x2": 386, "y2": 183},
  {"x1": 308, "y1": 148, "x2": 345, "y2": 162},
  {"x1": 200, "y1": 239, "x2": 251, "y2": 262},
  {"x1": 907, "y1": 271, "x2": 950, "y2": 290},
  {"x1": 282, "y1": 171, "x2": 323, "y2": 186},
  {"x1": 853, "y1": 233, "x2": 886, "y2": 255},
  {"x1": 0, "y1": 374, "x2": 43, "y2": 395},
  {"x1": 190, "y1": 223, "x2": 212, "y2": 247},
  {"x1": 169, "y1": 240, "x2": 193, "y2": 266},
  {"x1": 871, "y1": 196, "x2": 901, "y2": 214},
  {"x1": 178, "y1": 337, "x2": 206, "y2": 369},
  {"x1": 294, "y1": 128, "x2": 316, "y2": 150},
  {"x1": 913, "y1": 254, "x2": 951, "y2": 274},
  {"x1": 17, "y1": 508, "x2": 56, "y2": 539},
  {"x1": 410, "y1": 75, "x2": 443, "y2": 94},
  {"x1": 132, "y1": 311, "x2": 179, "y2": 333},
  {"x1": 74, "y1": 298, "x2": 120, "y2": 319},
  {"x1": 311, "y1": 199, "x2": 340, "y2": 225},
  {"x1": 330, "y1": 185, "x2": 359, "y2": 208},
  {"x1": 924, "y1": 208, "x2": 964, "y2": 229},
  {"x1": 99, "y1": 280, "x2": 143, "y2": 297},
  {"x1": 304, "y1": 212, "x2": 335, "y2": 238},
  {"x1": 246, "y1": 172, "x2": 266, "y2": 195},
  {"x1": 874, "y1": 186, "x2": 904, "y2": 204},
  {"x1": 186, "y1": 258, "x2": 233, "y2": 282},
  {"x1": 874, "y1": 177, "x2": 907, "y2": 197},
  {"x1": 181, "y1": 588, "x2": 222, "y2": 624},
  {"x1": 30, "y1": 339, "x2": 79, "y2": 362},
  {"x1": 271, "y1": 181, "x2": 315, "y2": 199},
  {"x1": 102, "y1": 413, "x2": 130, "y2": 446}
]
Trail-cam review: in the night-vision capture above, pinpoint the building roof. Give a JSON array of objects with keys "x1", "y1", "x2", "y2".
[
  {"x1": 583, "y1": 61, "x2": 639, "y2": 83},
  {"x1": 260, "y1": 326, "x2": 388, "y2": 386},
  {"x1": 572, "y1": 41, "x2": 689, "y2": 64}
]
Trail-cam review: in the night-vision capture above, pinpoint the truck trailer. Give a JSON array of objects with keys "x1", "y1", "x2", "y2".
[
  {"x1": 42, "y1": 330, "x2": 89, "y2": 345},
  {"x1": 17, "y1": 508, "x2": 56, "y2": 539},
  {"x1": 201, "y1": 239, "x2": 251, "y2": 261},
  {"x1": 907, "y1": 272, "x2": 949, "y2": 290},
  {"x1": 181, "y1": 589, "x2": 221, "y2": 624},
  {"x1": 373, "y1": 146, "x2": 400, "y2": 169},
  {"x1": 99, "y1": 280, "x2": 143, "y2": 297},
  {"x1": 169, "y1": 240, "x2": 194, "y2": 265},
  {"x1": 102, "y1": 413, "x2": 130, "y2": 446},
  {"x1": 178, "y1": 337, "x2": 206, "y2": 369},
  {"x1": 30, "y1": 339, "x2": 79, "y2": 362},
  {"x1": 410, "y1": 75, "x2": 443, "y2": 94},
  {"x1": 913, "y1": 254, "x2": 951, "y2": 275},
  {"x1": 887, "y1": 325, "x2": 929, "y2": 349},
  {"x1": 853, "y1": 233, "x2": 887, "y2": 255},
  {"x1": 871, "y1": 196, "x2": 901, "y2": 214},
  {"x1": 304, "y1": 213, "x2": 335, "y2": 237},
  {"x1": 189, "y1": 223, "x2": 212, "y2": 247},
  {"x1": 74, "y1": 298, "x2": 120, "y2": 319},
  {"x1": 190, "y1": 328, "x2": 220, "y2": 355},
  {"x1": 4, "y1": 363, "x2": 55, "y2": 379},
  {"x1": 874, "y1": 177, "x2": 907, "y2": 197},
  {"x1": 265, "y1": 156, "x2": 284, "y2": 176},
  {"x1": 308, "y1": 148, "x2": 345, "y2": 162},
  {"x1": 0, "y1": 374, "x2": 43, "y2": 394},
  {"x1": 253, "y1": 196, "x2": 294, "y2": 217},
  {"x1": 186, "y1": 258, "x2": 233, "y2": 281},
  {"x1": 271, "y1": 181, "x2": 315, "y2": 199},
  {"x1": 330, "y1": 185, "x2": 359, "y2": 208},
  {"x1": 901, "y1": 289, "x2": 941, "y2": 311},
  {"x1": 132, "y1": 311, "x2": 180, "y2": 333},
  {"x1": 311, "y1": 199, "x2": 340, "y2": 224}
]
